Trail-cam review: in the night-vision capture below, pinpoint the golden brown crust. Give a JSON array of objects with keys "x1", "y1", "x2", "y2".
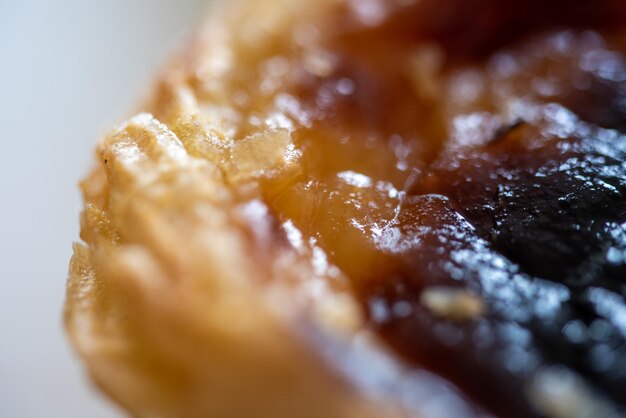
[
  {"x1": 65, "y1": 111, "x2": 391, "y2": 418},
  {"x1": 64, "y1": 2, "x2": 406, "y2": 416}
]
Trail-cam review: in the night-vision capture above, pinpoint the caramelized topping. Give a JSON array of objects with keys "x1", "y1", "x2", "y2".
[
  {"x1": 364, "y1": 112, "x2": 626, "y2": 418},
  {"x1": 159, "y1": 0, "x2": 626, "y2": 416},
  {"x1": 240, "y1": 1, "x2": 626, "y2": 416}
]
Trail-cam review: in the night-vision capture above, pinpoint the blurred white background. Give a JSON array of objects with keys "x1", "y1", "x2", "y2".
[{"x1": 0, "y1": 0, "x2": 208, "y2": 416}]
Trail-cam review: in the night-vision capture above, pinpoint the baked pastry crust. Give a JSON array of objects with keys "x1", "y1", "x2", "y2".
[
  {"x1": 65, "y1": 1, "x2": 405, "y2": 417},
  {"x1": 65, "y1": 114, "x2": 385, "y2": 418}
]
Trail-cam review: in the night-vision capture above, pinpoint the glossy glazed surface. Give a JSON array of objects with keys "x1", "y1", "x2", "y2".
[{"x1": 233, "y1": 1, "x2": 626, "y2": 416}]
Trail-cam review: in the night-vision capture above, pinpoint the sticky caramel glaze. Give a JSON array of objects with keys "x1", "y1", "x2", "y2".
[
  {"x1": 369, "y1": 123, "x2": 626, "y2": 418},
  {"x1": 258, "y1": 1, "x2": 626, "y2": 417}
]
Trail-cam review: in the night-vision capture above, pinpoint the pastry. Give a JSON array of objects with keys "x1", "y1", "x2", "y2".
[{"x1": 65, "y1": 0, "x2": 626, "y2": 417}]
